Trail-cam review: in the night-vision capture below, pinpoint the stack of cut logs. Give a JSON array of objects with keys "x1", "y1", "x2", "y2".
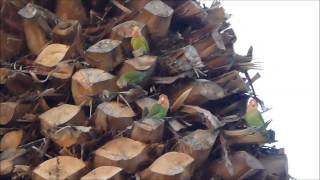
[{"x1": 0, "y1": 0, "x2": 289, "y2": 179}]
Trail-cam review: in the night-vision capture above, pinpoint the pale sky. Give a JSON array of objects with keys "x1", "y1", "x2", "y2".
[{"x1": 201, "y1": 0, "x2": 320, "y2": 179}]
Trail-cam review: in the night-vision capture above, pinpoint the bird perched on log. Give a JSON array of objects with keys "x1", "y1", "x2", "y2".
[
  {"x1": 245, "y1": 97, "x2": 270, "y2": 129},
  {"x1": 131, "y1": 26, "x2": 149, "y2": 57},
  {"x1": 116, "y1": 70, "x2": 150, "y2": 89},
  {"x1": 147, "y1": 94, "x2": 170, "y2": 120}
]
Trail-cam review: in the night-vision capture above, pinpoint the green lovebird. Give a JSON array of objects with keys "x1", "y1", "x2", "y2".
[
  {"x1": 245, "y1": 97, "x2": 268, "y2": 128},
  {"x1": 131, "y1": 26, "x2": 150, "y2": 56},
  {"x1": 116, "y1": 70, "x2": 149, "y2": 89},
  {"x1": 148, "y1": 94, "x2": 170, "y2": 119}
]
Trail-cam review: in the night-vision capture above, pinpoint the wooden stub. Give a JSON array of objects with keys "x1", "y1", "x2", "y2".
[
  {"x1": 0, "y1": 31, "x2": 23, "y2": 61},
  {"x1": 175, "y1": 130, "x2": 218, "y2": 169},
  {"x1": 52, "y1": 20, "x2": 80, "y2": 45},
  {"x1": 171, "y1": 79, "x2": 224, "y2": 106},
  {"x1": 223, "y1": 129, "x2": 269, "y2": 145},
  {"x1": 141, "y1": 152, "x2": 194, "y2": 180},
  {"x1": 0, "y1": 129, "x2": 24, "y2": 151},
  {"x1": 0, "y1": 102, "x2": 31, "y2": 125},
  {"x1": 22, "y1": 19, "x2": 48, "y2": 55},
  {"x1": 173, "y1": 0, "x2": 208, "y2": 26},
  {"x1": 118, "y1": 55, "x2": 157, "y2": 76},
  {"x1": 192, "y1": 30, "x2": 226, "y2": 59},
  {"x1": 213, "y1": 71, "x2": 248, "y2": 96},
  {"x1": 94, "y1": 137, "x2": 149, "y2": 173},
  {"x1": 136, "y1": 0, "x2": 173, "y2": 39},
  {"x1": 71, "y1": 68, "x2": 116, "y2": 105},
  {"x1": 207, "y1": 151, "x2": 264, "y2": 179},
  {"x1": 35, "y1": 44, "x2": 70, "y2": 68},
  {"x1": 126, "y1": 0, "x2": 151, "y2": 10},
  {"x1": 48, "y1": 62, "x2": 75, "y2": 97},
  {"x1": 39, "y1": 104, "x2": 86, "y2": 133},
  {"x1": 85, "y1": 39, "x2": 124, "y2": 72},
  {"x1": 49, "y1": 126, "x2": 91, "y2": 148},
  {"x1": 258, "y1": 154, "x2": 288, "y2": 180},
  {"x1": 5, "y1": 72, "x2": 35, "y2": 95},
  {"x1": 80, "y1": 166, "x2": 124, "y2": 180},
  {"x1": 111, "y1": 20, "x2": 147, "y2": 56},
  {"x1": 131, "y1": 118, "x2": 164, "y2": 143},
  {"x1": 55, "y1": 0, "x2": 88, "y2": 24},
  {"x1": 32, "y1": 156, "x2": 86, "y2": 180},
  {"x1": 160, "y1": 45, "x2": 204, "y2": 76},
  {"x1": 0, "y1": 159, "x2": 14, "y2": 176},
  {"x1": 95, "y1": 101, "x2": 135, "y2": 132}
]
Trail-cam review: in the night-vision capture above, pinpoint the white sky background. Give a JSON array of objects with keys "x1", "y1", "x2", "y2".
[{"x1": 200, "y1": 0, "x2": 320, "y2": 179}]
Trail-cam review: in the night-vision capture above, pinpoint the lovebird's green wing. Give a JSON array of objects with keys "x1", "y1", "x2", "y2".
[
  {"x1": 121, "y1": 71, "x2": 148, "y2": 85},
  {"x1": 245, "y1": 110, "x2": 265, "y2": 128},
  {"x1": 131, "y1": 36, "x2": 149, "y2": 54},
  {"x1": 148, "y1": 104, "x2": 167, "y2": 119}
]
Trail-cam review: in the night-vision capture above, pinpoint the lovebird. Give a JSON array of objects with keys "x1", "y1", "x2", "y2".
[
  {"x1": 245, "y1": 97, "x2": 268, "y2": 128},
  {"x1": 131, "y1": 26, "x2": 149, "y2": 56},
  {"x1": 116, "y1": 70, "x2": 149, "y2": 89},
  {"x1": 148, "y1": 94, "x2": 170, "y2": 119}
]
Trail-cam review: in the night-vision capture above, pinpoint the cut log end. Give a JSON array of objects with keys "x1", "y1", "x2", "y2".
[
  {"x1": 95, "y1": 101, "x2": 135, "y2": 132},
  {"x1": 80, "y1": 166, "x2": 124, "y2": 180},
  {"x1": 32, "y1": 156, "x2": 86, "y2": 180},
  {"x1": 71, "y1": 68, "x2": 116, "y2": 105},
  {"x1": 141, "y1": 152, "x2": 194, "y2": 180},
  {"x1": 39, "y1": 104, "x2": 86, "y2": 133},
  {"x1": 94, "y1": 137, "x2": 148, "y2": 173}
]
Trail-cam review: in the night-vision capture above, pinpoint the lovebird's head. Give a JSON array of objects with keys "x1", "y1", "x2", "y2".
[
  {"x1": 158, "y1": 94, "x2": 169, "y2": 110},
  {"x1": 247, "y1": 97, "x2": 258, "y2": 113},
  {"x1": 131, "y1": 26, "x2": 141, "y2": 38}
]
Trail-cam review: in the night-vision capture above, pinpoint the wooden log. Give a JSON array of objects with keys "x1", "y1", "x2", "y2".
[
  {"x1": 94, "y1": 137, "x2": 149, "y2": 173},
  {"x1": 223, "y1": 129, "x2": 275, "y2": 145},
  {"x1": 22, "y1": 19, "x2": 47, "y2": 55},
  {"x1": 140, "y1": 152, "x2": 194, "y2": 180},
  {"x1": 187, "y1": 6, "x2": 227, "y2": 43},
  {"x1": 257, "y1": 154, "x2": 288, "y2": 180},
  {"x1": 32, "y1": 156, "x2": 86, "y2": 180},
  {"x1": 206, "y1": 6, "x2": 228, "y2": 29},
  {"x1": 0, "y1": 30, "x2": 23, "y2": 61},
  {"x1": 207, "y1": 151, "x2": 264, "y2": 179},
  {"x1": 118, "y1": 55, "x2": 157, "y2": 76},
  {"x1": 39, "y1": 104, "x2": 86, "y2": 134},
  {"x1": 111, "y1": 20, "x2": 147, "y2": 56},
  {"x1": 49, "y1": 126, "x2": 91, "y2": 148},
  {"x1": 131, "y1": 118, "x2": 164, "y2": 143},
  {"x1": 126, "y1": 0, "x2": 151, "y2": 10},
  {"x1": 80, "y1": 166, "x2": 124, "y2": 180},
  {"x1": 192, "y1": 30, "x2": 226, "y2": 59},
  {"x1": 71, "y1": 68, "x2": 117, "y2": 105},
  {"x1": 52, "y1": 20, "x2": 80, "y2": 45},
  {"x1": 5, "y1": 72, "x2": 35, "y2": 95},
  {"x1": 34, "y1": 44, "x2": 70, "y2": 68},
  {"x1": 175, "y1": 130, "x2": 218, "y2": 169},
  {"x1": 0, "y1": 159, "x2": 14, "y2": 176},
  {"x1": 0, "y1": 129, "x2": 24, "y2": 151},
  {"x1": 170, "y1": 79, "x2": 225, "y2": 106},
  {"x1": 135, "y1": 0, "x2": 173, "y2": 39},
  {"x1": 85, "y1": 39, "x2": 124, "y2": 72},
  {"x1": 213, "y1": 71, "x2": 248, "y2": 96},
  {"x1": 173, "y1": 0, "x2": 208, "y2": 26},
  {"x1": 159, "y1": 45, "x2": 204, "y2": 76},
  {"x1": 0, "y1": 102, "x2": 31, "y2": 125},
  {"x1": 55, "y1": 0, "x2": 88, "y2": 24},
  {"x1": 95, "y1": 101, "x2": 135, "y2": 132},
  {"x1": 48, "y1": 62, "x2": 75, "y2": 97}
]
